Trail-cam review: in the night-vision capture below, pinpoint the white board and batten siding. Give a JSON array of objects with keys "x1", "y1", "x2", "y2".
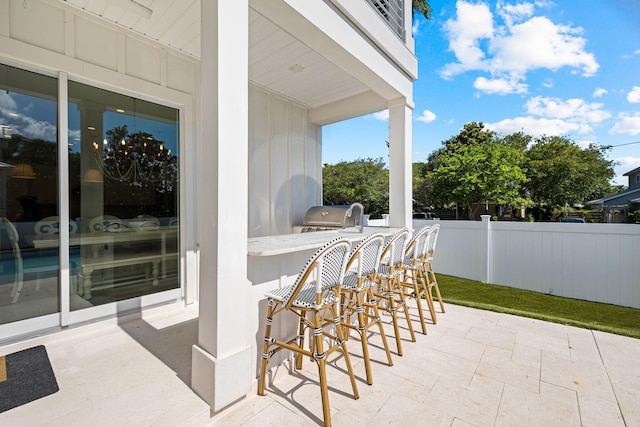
[{"x1": 248, "y1": 85, "x2": 321, "y2": 238}]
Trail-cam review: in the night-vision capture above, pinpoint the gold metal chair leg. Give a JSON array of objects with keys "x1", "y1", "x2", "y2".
[
  {"x1": 387, "y1": 295, "x2": 403, "y2": 356},
  {"x1": 399, "y1": 288, "x2": 416, "y2": 343},
  {"x1": 404, "y1": 269, "x2": 428, "y2": 335},
  {"x1": 418, "y1": 269, "x2": 438, "y2": 323},
  {"x1": 426, "y1": 285, "x2": 437, "y2": 324},
  {"x1": 331, "y1": 304, "x2": 359, "y2": 400},
  {"x1": 433, "y1": 278, "x2": 445, "y2": 313},
  {"x1": 258, "y1": 308, "x2": 275, "y2": 396},
  {"x1": 354, "y1": 291, "x2": 374, "y2": 385},
  {"x1": 369, "y1": 287, "x2": 393, "y2": 367},
  {"x1": 316, "y1": 357, "x2": 331, "y2": 427},
  {"x1": 428, "y1": 267, "x2": 445, "y2": 313},
  {"x1": 413, "y1": 286, "x2": 428, "y2": 335},
  {"x1": 296, "y1": 316, "x2": 306, "y2": 370},
  {"x1": 306, "y1": 311, "x2": 331, "y2": 425}
]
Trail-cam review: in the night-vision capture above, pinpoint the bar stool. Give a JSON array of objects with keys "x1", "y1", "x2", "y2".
[
  {"x1": 398, "y1": 225, "x2": 436, "y2": 332},
  {"x1": 373, "y1": 227, "x2": 415, "y2": 356},
  {"x1": 258, "y1": 237, "x2": 358, "y2": 427},
  {"x1": 424, "y1": 224, "x2": 445, "y2": 314},
  {"x1": 340, "y1": 233, "x2": 393, "y2": 385}
]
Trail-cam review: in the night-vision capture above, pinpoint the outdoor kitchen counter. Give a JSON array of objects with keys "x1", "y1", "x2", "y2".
[
  {"x1": 246, "y1": 226, "x2": 404, "y2": 376},
  {"x1": 247, "y1": 226, "x2": 404, "y2": 256}
]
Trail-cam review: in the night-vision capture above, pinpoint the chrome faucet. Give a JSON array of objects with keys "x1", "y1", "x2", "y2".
[{"x1": 346, "y1": 202, "x2": 364, "y2": 233}]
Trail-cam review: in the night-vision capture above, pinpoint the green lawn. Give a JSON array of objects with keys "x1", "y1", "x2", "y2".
[{"x1": 438, "y1": 275, "x2": 640, "y2": 339}]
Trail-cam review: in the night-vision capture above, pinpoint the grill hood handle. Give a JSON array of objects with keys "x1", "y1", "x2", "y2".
[{"x1": 346, "y1": 202, "x2": 364, "y2": 233}]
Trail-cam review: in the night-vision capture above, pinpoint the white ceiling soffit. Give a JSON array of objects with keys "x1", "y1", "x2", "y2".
[
  {"x1": 60, "y1": 0, "x2": 370, "y2": 109},
  {"x1": 248, "y1": 10, "x2": 369, "y2": 108}
]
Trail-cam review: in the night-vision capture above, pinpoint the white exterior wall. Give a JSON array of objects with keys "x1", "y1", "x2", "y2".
[
  {"x1": 2, "y1": 0, "x2": 418, "y2": 412},
  {"x1": 248, "y1": 86, "x2": 321, "y2": 237},
  {"x1": 0, "y1": 0, "x2": 200, "y2": 307},
  {"x1": 414, "y1": 220, "x2": 640, "y2": 309},
  {"x1": 0, "y1": 0, "x2": 322, "y2": 305}
]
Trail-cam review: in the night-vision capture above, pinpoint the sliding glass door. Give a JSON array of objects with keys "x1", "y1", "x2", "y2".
[
  {"x1": 0, "y1": 63, "x2": 181, "y2": 337},
  {"x1": 67, "y1": 82, "x2": 180, "y2": 310},
  {"x1": 0, "y1": 64, "x2": 60, "y2": 327}
]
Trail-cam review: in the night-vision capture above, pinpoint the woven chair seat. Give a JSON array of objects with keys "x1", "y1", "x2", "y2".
[
  {"x1": 265, "y1": 281, "x2": 338, "y2": 308},
  {"x1": 341, "y1": 271, "x2": 374, "y2": 290},
  {"x1": 377, "y1": 263, "x2": 401, "y2": 279},
  {"x1": 403, "y1": 260, "x2": 425, "y2": 270}
]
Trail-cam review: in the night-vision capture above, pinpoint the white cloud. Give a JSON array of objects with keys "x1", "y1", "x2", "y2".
[
  {"x1": 609, "y1": 113, "x2": 640, "y2": 135},
  {"x1": 412, "y1": 19, "x2": 421, "y2": 36},
  {"x1": 616, "y1": 156, "x2": 640, "y2": 172},
  {"x1": 487, "y1": 116, "x2": 591, "y2": 137},
  {"x1": 593, "y1": 88, "x2": 607, "y2": 98},
  {"x1": 0, "y1": 92, "x2": 56, "y2": 140},
  {"x1": 0, "y1": 92, "x2": 18, "y2": 112},
  {"x1": 416, "y1": 109, "x2": 437, "y2": 123},
  {"x1": 525, "y1": 96, "x2": 611, "y2": 123},
  {"x1": 573, "y1": 138, "x2": 596, "y2": 149},
  {"x1": 627, "y1": 86, "x2": 640, "y2": 103},
  {"x1": 622, "y1": 49, "x2": 640, "y2": 59},
  {"x1": 440, "y1": 1, "x2": 599, "y2": 92},
  {"x1": 474, "y1": 76, "x2": 527, "y2": 94},
  {"x1": 491, "y1": 16, "x2": 598, "y2": 76},
  {"x1": 371, "y1": 110, "x2": 389, "y2": 121},
  {"x1": 497, "y1": 0, "x2": 534, "y2": 27},
  {"x1": 441, "y1": 1, "x2": 494, "y2": 79},
  {"x1": 486, "y1": 95, "x2": 612, "y2": 139},
  {"x1": 21, "y1": 116, "x2": 57, "y2": 140}
]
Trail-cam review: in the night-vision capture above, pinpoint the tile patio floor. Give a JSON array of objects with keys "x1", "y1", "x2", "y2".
[{"x1": 0, "y1": 299, "x2": 638, "y2": 426}]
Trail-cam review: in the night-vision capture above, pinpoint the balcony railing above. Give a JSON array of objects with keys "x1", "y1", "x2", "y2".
[{"x1": 365, "y1": 0, "x2": 405, "y2": 40}]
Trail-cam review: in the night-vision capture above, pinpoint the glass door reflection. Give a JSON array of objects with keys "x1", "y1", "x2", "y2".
[
  {"x1": 67, "y1": 82, "x2": 180, "y2": 309},
  {"x1": 0, "y1": 64, "x2": 60, "y2": 325}
]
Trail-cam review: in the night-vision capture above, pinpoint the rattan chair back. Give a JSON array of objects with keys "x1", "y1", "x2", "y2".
[{"x1": 282, "y1": 237, "x2": 351, "y2": 310}]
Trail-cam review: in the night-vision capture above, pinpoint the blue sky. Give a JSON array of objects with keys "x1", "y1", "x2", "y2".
[{"x1": 323, "y1": 0, "x2": 640, "y2": 186}]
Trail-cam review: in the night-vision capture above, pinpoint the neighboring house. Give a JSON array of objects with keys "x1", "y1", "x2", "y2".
[
  {"x1": 586, "y1": 166, "x2": 640, "y2": 222},
  {"x1": 627, "y1": 166, "x2": 640, "y2": 191},
  {"x1": 0, "y1": 0, "x2": 416, "y2": 412}
]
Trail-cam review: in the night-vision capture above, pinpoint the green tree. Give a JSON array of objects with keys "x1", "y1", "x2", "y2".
[
  {"x1": 322, "y1": 158, "x2": 389, "y2": 217},
  {"x1": 6, "y1": 134, "x2": 57, "y2": 167},
  {"x1": 412, "y1": 162, "x2": 433, "y2": 211},
  {"x1": 427, "y1": 122, "x2": 530, "y2": 219},
  {"x1": 499, "y1": 131, "x2": 532, "y2": 152},
  {"x1": 412, "y1": 0, "x2": 432, "y2": 20},
  {"x1": 525, "y1": 136, "x2": 616, "y2": 209}
]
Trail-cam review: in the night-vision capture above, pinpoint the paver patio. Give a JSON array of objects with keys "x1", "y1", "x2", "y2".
[{"x1": 0, "y1": 299, "x2": 637, "y2": 426}]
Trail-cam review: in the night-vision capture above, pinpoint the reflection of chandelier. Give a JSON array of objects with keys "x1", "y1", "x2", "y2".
[{"x1": 92, "y1": 125, "x2": 174, "y2": 187}]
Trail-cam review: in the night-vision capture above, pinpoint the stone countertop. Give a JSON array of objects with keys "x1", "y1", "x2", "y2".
[{"x1": 247, "y1": 227, "x2": 404, "y2": 256}]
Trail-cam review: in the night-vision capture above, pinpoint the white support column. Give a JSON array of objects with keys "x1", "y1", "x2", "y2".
[
  {"x1": 192, "y1": 0, "x2": 252, "y2": 412},
  {"x1": 388, "y1": 98, "x2": 413, "y2": 228}
]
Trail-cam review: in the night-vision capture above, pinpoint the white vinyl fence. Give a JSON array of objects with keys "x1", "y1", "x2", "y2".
[{"x1": 412, "y1": 216, "x2": 640, "y2": 309}]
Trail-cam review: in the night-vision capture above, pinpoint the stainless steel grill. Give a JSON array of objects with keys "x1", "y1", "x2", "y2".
[{"x1": 294, "y1": 203, "x2": 364, "y2": 233}]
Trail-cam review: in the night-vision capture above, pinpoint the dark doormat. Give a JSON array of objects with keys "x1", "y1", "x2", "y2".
[{"x1": 0, "y1": 345, "x2": 59, "y2": 413}]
